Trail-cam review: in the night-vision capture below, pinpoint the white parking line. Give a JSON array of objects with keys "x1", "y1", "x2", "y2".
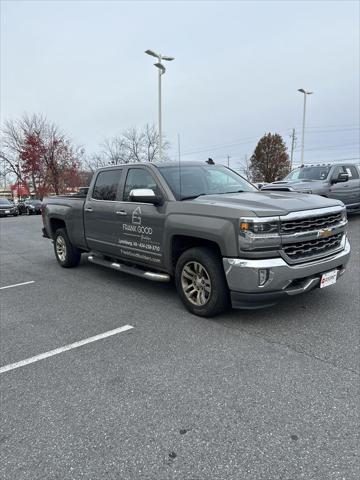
[
  {"x1": 0, "y1": 281, "x2": 35, "y2": 290},
  {"x1": 0, "y1": 324, "x2": 134, "y2": 374}
]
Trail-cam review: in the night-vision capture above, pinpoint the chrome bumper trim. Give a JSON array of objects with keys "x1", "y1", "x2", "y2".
[{"x1": 223, "y1": 238, "x2": 350, "y2": 295}]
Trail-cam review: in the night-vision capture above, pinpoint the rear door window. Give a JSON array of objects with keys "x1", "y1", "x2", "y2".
[{"x1": 92, "y1": 170, "x2": 122, "y2": 201}]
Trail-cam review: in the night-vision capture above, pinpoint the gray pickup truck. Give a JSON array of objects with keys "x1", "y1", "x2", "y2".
[
  {"x1": 261, "y1": 163, "x2": 360, "y2": 213},
  {"x1": 42, "y1": 162, "x2": 350, "y2": 317}
]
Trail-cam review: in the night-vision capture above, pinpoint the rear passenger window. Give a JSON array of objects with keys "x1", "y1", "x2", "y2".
[{"x1": 92, "y1": 170, "x2": 122, "y2": 201}]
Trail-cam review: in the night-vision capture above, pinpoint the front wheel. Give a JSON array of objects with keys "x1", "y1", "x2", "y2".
[
  {"x1": 175, "y1": 247, "x2": 229, "y2": 317},
  {"x1": 54, "y1": 228, "x2": 81, "y2": 268}
]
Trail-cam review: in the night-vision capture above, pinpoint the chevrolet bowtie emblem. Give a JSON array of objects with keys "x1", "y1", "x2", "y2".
[{"x1": 318, "y1": 228, "x2": 333, "y2": 238}]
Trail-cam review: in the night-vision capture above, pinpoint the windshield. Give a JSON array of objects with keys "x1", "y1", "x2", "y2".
[
  {"x1": 285, "y1": 166, "x2": 331, "y2": 181},
  {"x1": 27, "y1": 199, "x2": 42, "y2": 205},
  {"x1": 0, "y1": 199, "x2": 11, "y2": 205},
  {"x1": 158, "y1": 164, "x2": 257, "y2": 200}
]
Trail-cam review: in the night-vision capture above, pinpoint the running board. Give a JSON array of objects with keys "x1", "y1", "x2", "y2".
[{"x1": 87, "y1": 255, "x2": 170, "y2": 282}]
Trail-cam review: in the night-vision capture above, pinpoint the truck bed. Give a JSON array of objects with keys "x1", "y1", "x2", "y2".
[{"x1": 42, "y1": 195, "x2": 87, "y2": 249}]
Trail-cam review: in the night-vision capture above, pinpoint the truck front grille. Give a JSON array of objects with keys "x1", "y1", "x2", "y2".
[
  {"x1": 283, "y1": 233, "x2": 343, "y2": 261},
  {"x1": 280, "y1": 211, "x2": 343, "y2": 234}
]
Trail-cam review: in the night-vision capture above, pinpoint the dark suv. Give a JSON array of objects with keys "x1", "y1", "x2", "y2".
[
  {"x1": 23, "y1": 199, "x2": 43, "y2": 215},
  {"x1": 0, "y1": 198, "x2": 19, "y2": 217}
]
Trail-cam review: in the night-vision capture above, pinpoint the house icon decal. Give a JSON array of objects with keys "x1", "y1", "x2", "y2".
[{"x1": 132, "y1": 206, "x2": 142, "y2": 225}]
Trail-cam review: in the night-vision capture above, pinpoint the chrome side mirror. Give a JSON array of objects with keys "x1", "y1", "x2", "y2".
[{"x1": 129, "y1": 188, "x2": 162, "y2": 205}]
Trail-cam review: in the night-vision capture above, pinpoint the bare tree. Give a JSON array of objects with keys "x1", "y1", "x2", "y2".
[
  {"x1": 122, "y1": 127, "x2": 145, "y2": 163},
  {"x1": 86, "y1": 124, "x2": 170, "y2": 170},
  {"x1": 102, "y1": 137, "x2": 128, "y2": 165}
]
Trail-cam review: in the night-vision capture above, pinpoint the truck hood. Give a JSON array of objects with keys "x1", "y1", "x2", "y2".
[
  {"x1": 189, "y1": 191, "x2": 343, "y2": 217},
  {"x1": 262, "y1": 179, "x2": 323, "y2": 191}
]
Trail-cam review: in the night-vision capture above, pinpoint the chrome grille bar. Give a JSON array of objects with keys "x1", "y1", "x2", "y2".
[
  {"x1": 281, "y1": 212, "x2": 343, "y2": 234},
  {"x1": 283, "y1": 233, "x2": 343, "y2": 260}
]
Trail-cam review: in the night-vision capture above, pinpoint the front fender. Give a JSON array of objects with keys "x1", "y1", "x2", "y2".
[{"x1": 163, "y1": 213, "x2": 238, "y2": 271}]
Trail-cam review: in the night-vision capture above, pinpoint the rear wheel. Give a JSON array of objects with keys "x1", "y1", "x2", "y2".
[
  {"x1": 54, "y1": 228, "x2": 81, "y2": 268},
  {"x1": 175, "y1": 247, "x2": 229, "y2": 317}
]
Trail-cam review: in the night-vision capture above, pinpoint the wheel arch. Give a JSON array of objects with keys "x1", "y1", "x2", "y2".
[
  {"x1": 170, "y1": 235, "x2": 222, "y2": 273},
  {"x1": 49, "y1": 217, "x2": 67, "y2": 239}
]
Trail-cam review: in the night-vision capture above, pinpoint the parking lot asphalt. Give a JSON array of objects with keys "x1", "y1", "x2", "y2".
[{"x1": 0, "y1": 214, "x2": 359, "y2": 480}]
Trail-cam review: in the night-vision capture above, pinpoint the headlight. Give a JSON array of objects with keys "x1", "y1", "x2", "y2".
[
  {"x1": 239, "y1": 217, "x2": 281, "y2": 251},
  {"x1": 240, "y1": 220, "x2": 279, "y2": 235}
]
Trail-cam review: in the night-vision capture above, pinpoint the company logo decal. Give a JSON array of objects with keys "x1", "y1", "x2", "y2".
[
  {"x1": 132, "y1": 206, "x2": 141, "y2": 225},
  {"x1": 318, "y1": 228, "x2": 333, "y2": 238}
]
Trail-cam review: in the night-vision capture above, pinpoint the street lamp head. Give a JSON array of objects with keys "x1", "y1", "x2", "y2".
[
  {"x1": 145, "y1": 49, "x2": 160, "y2": 58},
  {"x1": 298, "y1": 88, "x2": 314, "y2": 95},
  {"x1": 162, "y1": 56, "x2": 175, "y2": 61},
  {"x1": 154, "y1": 62, "x2": 166, "y2": 74}
]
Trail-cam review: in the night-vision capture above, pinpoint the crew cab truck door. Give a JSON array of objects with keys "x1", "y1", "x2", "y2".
[
  {"x1": 116, "y1": 167, "x2": 167, "y2": 269},
  {"x1": 329, "y1": 165, "x2": 358, "y2": 206},
  {"x1": 343, "y1": 165, "x2": 360, "y2": 206},
  {"x1": 84, "y1": 168, "x2": 123, "y2": 255}
]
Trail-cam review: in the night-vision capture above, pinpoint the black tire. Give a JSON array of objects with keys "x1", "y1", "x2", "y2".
[
  {"x1": 175, "y1": 247, "x2": 229, "y2": 317},
  {"x1": 54, "y1": 228, "x2": 81, "y2": 268}
]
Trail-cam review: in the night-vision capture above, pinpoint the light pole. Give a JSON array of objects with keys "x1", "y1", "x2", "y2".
[
  {"x1": 145, "y1": 49, "x2": 174, "y2": 161},
  {"x1": 298, "y1": 88, "x2": 313, "y2": 167}
]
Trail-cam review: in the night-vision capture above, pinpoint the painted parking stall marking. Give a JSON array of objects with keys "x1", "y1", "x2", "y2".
[
  {"x1": 0, "y1": 324, "x2": 134, "y2": 374},
  {"x1": 0, "y1": 280, "x2": 35, "y2": 290}
]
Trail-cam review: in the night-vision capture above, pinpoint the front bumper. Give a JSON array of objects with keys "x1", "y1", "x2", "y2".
[
  {"x1": 0, "y1": 210, "x2": 16, "y2": 216},
  {"x1": 223, "y1": 237, "x2": 350, "y2": 309}
]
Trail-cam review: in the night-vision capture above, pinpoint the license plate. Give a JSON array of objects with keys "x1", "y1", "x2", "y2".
[
  {"x1": 5, "y1": 210, "x2": 10, "y2": 214},
  {"x1": 320, "y1": 269, "x2": 338, "y2": 288}
]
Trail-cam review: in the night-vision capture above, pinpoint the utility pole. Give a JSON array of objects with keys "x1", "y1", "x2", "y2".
[
  {"x1": 298, "y1": 89, "x2": 313, "y2": 167},
  {"x1": 290, "y1": 128, "x2": 296, "y2": 169},
  {"x1": 227, "y1": 155, "x2": 231, "y2": 168}
]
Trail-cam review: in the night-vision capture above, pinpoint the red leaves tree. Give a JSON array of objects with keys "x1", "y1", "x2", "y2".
[
  {"x1": 249, "y1": 133, "x2": 291, "y2": 183},
  {"x1": 20, "y1": 132, "x2": 47, "y2": 197},
  {"x1": 1, "y1": 114, "x2": 83, "y2": 197}
]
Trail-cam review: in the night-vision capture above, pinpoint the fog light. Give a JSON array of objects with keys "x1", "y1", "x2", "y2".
[{"x1": 258, "y1": 269, "x2": 269, "y2": 286}]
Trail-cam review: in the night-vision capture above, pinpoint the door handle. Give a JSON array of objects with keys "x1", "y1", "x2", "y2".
[
  {"x1": 115, "y1": 210, "x2": 127, "y2": 216},
  {"x1": 85, "y1": 207, "x2": 93, "y2": 212}
]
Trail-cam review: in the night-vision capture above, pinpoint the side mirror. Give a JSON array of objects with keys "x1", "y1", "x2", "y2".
[
  {"x1": 332, "y1": 173, "x2": 349, "y2": 184},
  {"x1": 129, "y1": 188, "x2": 162, "y2": 205}
]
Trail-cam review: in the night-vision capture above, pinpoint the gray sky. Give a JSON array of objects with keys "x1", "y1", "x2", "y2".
[{"x1": 1, "y1": 0, "x2": 359, "y2": 170}]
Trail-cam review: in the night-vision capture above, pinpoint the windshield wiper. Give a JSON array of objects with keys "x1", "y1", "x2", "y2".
[
  {"x1": 219, "y1": 190, "x2": 244, "y2": 194},
  {"x1": 180, "y1": 193, "x2": 207, "y2": 201}
]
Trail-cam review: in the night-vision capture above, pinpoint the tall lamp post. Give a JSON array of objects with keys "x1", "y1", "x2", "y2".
[
  {"x1": 298, "y1": 88, "x2": 313, "y2": 167},
  {"x1": 145, "y1": 49, "x2": 174, "y2": 161}
]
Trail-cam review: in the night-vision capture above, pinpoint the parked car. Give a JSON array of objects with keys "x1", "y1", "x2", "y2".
[
  {"x1": 42, "y1": 162, "x2": 350, "y2": 317},
  {"x1": 0, "y1": 198, "x2": 19, "y2": 217},
  {"x1": 261, "y1": 163, "x2": 360, "y2": 213},
  {"x1": 23, "y1": 199, "x2": 43, "y2": 215}
]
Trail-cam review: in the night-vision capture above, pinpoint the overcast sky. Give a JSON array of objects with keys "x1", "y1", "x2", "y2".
[{"x1": 1, "y1": 0, "x2": 359, "y2": 170}]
